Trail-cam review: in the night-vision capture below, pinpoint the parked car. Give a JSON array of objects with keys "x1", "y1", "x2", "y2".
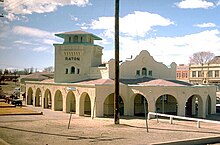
[
  {"x1": 11, "y1": 99, "x2": 22, "y2": 106},
  {"x1": 13, "y1": 87, "x2": 20, "y2": 97}
]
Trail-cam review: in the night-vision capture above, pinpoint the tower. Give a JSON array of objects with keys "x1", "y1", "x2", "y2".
[{"x1": 53, "y1": 30, "x2": 103, "y2": 83}]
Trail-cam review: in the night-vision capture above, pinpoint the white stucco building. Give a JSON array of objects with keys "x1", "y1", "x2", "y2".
[{"x1": 25, "y1": 30, "x2": 216, "y2": 118}]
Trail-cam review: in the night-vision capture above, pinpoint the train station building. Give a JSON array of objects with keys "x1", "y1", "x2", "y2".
[{"x1": 25, "y1": 30, "x2": 216, "y2": 118}]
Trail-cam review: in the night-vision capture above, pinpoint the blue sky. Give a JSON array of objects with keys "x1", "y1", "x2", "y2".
[{"x1": 0, "y1": 0, "x2": 220, "y2": 70}]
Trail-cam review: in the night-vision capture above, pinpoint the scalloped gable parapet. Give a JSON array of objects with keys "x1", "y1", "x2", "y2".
[{"x1": 107, "y1": 50, "x2": 176, "y2": 80}]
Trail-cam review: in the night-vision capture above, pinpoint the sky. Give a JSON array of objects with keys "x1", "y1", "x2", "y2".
[{"x1": 1, "y1": 0, "x2": 220, "y2": 70}]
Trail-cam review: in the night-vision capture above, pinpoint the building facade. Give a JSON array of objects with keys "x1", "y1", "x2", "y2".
[
  {"x1": 189, "y1": 56, "x2": 220, "y2": 86},
  {"x1": 25, "y1": 30, "x2": 216, "y2": 118},
  {"x1": 176, "y1": 64, "x2": 189, "y2": 82}
]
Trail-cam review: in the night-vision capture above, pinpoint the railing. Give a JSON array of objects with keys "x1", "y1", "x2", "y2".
[{"x1": 148, "y1": 112, "x2": 220, "y2": 128}]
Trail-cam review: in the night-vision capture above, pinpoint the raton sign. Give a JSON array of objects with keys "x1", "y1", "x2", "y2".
[{"x1": 63, "y1": 51, "x2": 81, "y2": 61}]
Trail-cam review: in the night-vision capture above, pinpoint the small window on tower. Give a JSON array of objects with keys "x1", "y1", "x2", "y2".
[
  {"x1": 65, "y1": 68, "x2": 68, "y2": 74},
  {"x1": 71, "y1": 66, "x2": 75, "y2": 74},
  {"x1": 77, "y1": 69, "x2": 80, "y2": 74}
]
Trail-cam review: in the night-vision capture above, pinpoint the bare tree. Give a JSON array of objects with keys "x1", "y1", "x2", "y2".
[
  {"x1": 189, "y1": 51, "x2": 215, "y2": 65},
  {"x1": 44, "y1": 66, "x2": 54, "y2": 72}
]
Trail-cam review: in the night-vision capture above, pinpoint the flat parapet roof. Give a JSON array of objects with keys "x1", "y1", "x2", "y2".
[{"x1": 55, "y1": 30, "x2": 102, "y2": 40}]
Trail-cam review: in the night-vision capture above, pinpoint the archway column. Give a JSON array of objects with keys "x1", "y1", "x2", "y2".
[
  {"x1": 95, "y1": 98, "x2": 103, "y2": 117},
  {"x1": 177, "y1": 97, "x2": 185, "y2": 116},
  {"x1": 90, "y1": 96, "x2": 96, "y2": 118},
  {"x1": 75, "y1": 96, "x2": 80, "y2": 115},
  {"x1": 63, "y1": 95, "x2": 67, "y2": 113},
  {"x1": 51, "y1": 91, "x2": 55, "y2": 111},
  {"x1": 32, "y1": 90, "x2": 36, "y2": 107},
  {"x1": 200, "y1": 95, "x2": 207, "y2": 118},
  {"x1": 148, "y1": 102, "x2": 155, "y2": 113},
  {"x1": 41, "y1": 90, "x2": 45, "y2": 109}
]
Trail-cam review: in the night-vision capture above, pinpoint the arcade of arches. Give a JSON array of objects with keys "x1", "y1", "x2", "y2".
[{"x1": 26, "y1": 83, "x2": 216, "y2": 118}]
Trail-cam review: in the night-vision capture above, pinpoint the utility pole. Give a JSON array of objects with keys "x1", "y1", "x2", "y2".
[
  {"x1": 114, "y1": 0, "x2": 120, "y2": 124},
  {"x1": 0, "y1": 0, "x2": 4, "y2": 17}
]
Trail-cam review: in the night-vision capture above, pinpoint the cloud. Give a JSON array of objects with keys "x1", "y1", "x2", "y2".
[
  {"x1": 33, "y1": 47, "x2": 49, "y2": 52},
  {"x1": 14, "y1": 40, "x2": 32, "y2": 45},
  {"x1": 0, "y1": 20, "x2": 11, "y2": 38},
  {"x1": 43, "y1": 39, "x2": 60, "y2": 44},
  {"x1": 4, "y1": 0, "x2": 90, "y2": 21},
  {"x1": 89, "y1": 11, "x2": 174, "y2": 38},
  {"x1": 102, "y1": 29, "x2": 220, "y2": 65},
  {"x1": 12, "y1": 26, "x2": 52, "y2": 38},
  {"x1": 176, "y1": 0, "x2": 214, "y2": 9},
  {"x1": 194, "y1": 22, "x2": 216, "y2": 28},
  {"x1": 69, "y1": 14, "x2": 79, "y2": 21}
]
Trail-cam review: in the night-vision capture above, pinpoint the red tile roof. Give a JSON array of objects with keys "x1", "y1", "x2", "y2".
[
  {"x1": 139, "y1": 79, "x2": 186, "y2": 86},
  {"x1": 80, "y1": 79, "x2": 115, "y2": 85}
]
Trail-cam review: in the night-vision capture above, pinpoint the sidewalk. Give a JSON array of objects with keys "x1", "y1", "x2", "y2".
[{"x1": 0, "y1": 106, "x2": 220, "y2": 145}]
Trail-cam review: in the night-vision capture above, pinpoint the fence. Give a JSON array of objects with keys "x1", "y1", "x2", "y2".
[{"x1": 148, "y1": 112, "x2": 220, "y2": 128}]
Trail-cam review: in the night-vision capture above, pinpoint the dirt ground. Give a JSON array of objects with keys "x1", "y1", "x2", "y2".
[{"x1": 1, "y1": 106, "x2": 220, "y2": 145}]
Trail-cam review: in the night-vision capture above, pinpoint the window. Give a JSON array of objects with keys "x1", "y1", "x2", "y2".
[
  {"x1": 77, "y1": 68, "x2": 80, "y2": 74},
  {"x1": 142, "y1": 67, "x2": 147, "y2": 76},
  {"x1": 81, "y1": 37, "x2": 83, "y2": 42},
  {"x1": 69, "y1": 37, "x2": 71, "y2": 42},
  {"x1": 208, "y1": 71, "x2": 213, "y2": 78},
  {"x1": 215, "y1": 70, "x2": 219, "y2": 78},
  {"x1": 177, "y1": 72, "x2": 181, "y2": 78},
  {"x1": 192, "y1": 71, "x2": 196, "y2": 77},
  {"x1": 148, "y1": 70, "x2": 152, "y2": 76},
  {"x1": 71, "y1": 66, "x2": 75, "y2": 74},
  {"x1": 182, "y1": 72, "x2": 185, "y2": 78},
  {"x1": 198, "y1": 71, "x2": 203, "y2": 77},
  {"x1": 65, "y1": 68, "x2": 68, "y2": 74},
  {"x1": 73, "y1": 36, "x2": 78, "y2": 42},
  {"x1": 136, "y1": 70, "x2": 140, "y2": 76}
]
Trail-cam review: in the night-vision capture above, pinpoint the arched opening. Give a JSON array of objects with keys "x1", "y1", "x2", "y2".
[
  {"x1": 185, "y1": 95, "x2": 203, "y2": 118},
  {"x1": 44, "y1": 89, "x2": 52, "y2": 109},
  {"x1": 35, "y1": 88, "x2": 42, "y2": 107},
  {"x1": 142, "y1": 67, "x2": 147, "y2": 76},
  {"x1": 79, "y1": 93, "x2": 91, "y2": 116},
  {"x1": 134, "y1": 94, "x2": 148, "y2": 116},
  {"x1": 54, "y1": 90, "x2": 63, "y2": 111},
  {"x1": 27, "y1": 87, "x2": 33, "y2": 105},
  {"x1": 206, "y1": 95, "x2": 211, "y2": 116},
  {"x1": 73, "y1": 36, "x2": 78, "y2": 42},
  {"x1": 155, "y1": 94, "x2": 178, "y2": 115},
  {"x1": 103, "y1": 93, "x2": 124, "y2": 117},
  {"x1": 71, "y1": 66, "x2": 75, "y2": 74},
  {"x1": 66, "y1": 91, "x2": 76, "y2": 113}
]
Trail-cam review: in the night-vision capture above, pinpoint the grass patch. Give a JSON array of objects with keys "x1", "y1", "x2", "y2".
[
  {"x1": 0, "y1": 102, "x2": 15, "y2": 107},
  {"x1": 0, "y1": 81, "x2": 20, "y2": 96},
  {"x1": 0, "y1": 103, "x2": 42, "y2": 115}
]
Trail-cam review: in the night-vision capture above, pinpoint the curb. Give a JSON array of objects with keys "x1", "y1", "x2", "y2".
[
  {"x1": 0, "y1": 112, "x2": 43, "y2": 116},
  {"x1": 151, "y1": 136, "x2": 220, "y2": 145}
]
